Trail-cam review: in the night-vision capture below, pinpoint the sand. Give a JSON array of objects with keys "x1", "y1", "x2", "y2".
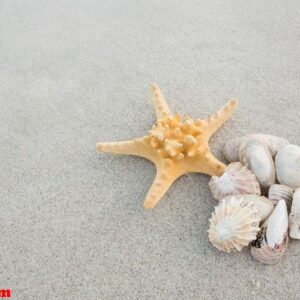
[{"x1": 1, "y1": 0, "x2": 300, "y2": 299}]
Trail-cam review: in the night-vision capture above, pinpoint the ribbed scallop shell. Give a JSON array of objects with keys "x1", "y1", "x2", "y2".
[
  {"x1": 222, "y1": 195, "x2": 274, "y2": 222},
  {"x1": 209, "y1": 162, "x2": 261, "y2": 201},
  {"x1": 251, "y1": 200, "x2": 289, "y2": 265},
  {"x1": 289, "y1": 188, "x2": 300, "y2": 239},
  {"x1": 268, "y1": 184, "x2": 294, "y2": 211},
  {"x1": 208, "y1": 197, "x2": 260, "y2": 253}
]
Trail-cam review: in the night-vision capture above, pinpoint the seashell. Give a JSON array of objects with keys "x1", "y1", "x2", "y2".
[
  {"x1": 275, "y1": 144, "x2": 300, "y2": 189},
  {"x1": 209, "y1": 162, "x2": 261, "y2": 201},
  {"x1": 222, "y1": 195, "x2": 274, "y2": 222},
  {"x1": 239, "y1": 137, "x2": 276, "y2": 193},
  {"x1": 268, "y1": 184, "x2": 294, "y2": 211},
  {"x1": 289, "y1": 188, "x2": 300, "y2": 239},
  {"x1": 208, "y1": 197, "x2": 260, "y2": 253},
  {"x1": 223, "y1": 134, "x2": 289, "y2": 162},
  {"x1": 223, "y1": 137, "x2": 242, "y2": 162},
  {"x1": 259, "y1": 134, "x2": 289, "y2": 158},
  {"x1": 251, "y1": 200, "x2": 289, "y2": 265}
]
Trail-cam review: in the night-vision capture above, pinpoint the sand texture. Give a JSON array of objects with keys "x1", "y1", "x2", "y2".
[{"x1": 1, "y1": 0, "x2": 300, "y2": 299}]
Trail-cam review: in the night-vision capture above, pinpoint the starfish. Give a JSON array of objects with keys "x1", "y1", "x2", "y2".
[{"x1": 97, "y1": 84, "x2": 238, "y2": 209}]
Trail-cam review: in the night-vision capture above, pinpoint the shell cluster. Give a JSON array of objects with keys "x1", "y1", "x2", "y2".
[
  {"x1": 149, "y1": 115, "x2": 206, "y2": 160},
  {"x1": 208, "y1": 133, "x2": 300, "y2": 265}
]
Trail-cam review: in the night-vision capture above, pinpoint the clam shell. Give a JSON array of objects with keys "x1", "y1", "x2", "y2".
[
  {"x1": 223, "y1": 134, "x2": 289, "y2": 162},
  {"x1": 239, "y1": 137, "x2": 275, "y2": 193},
  {"x1": 222, "y1": 194, "x2": 274, "y2": 222},
  {"x1": 208, "y1": 197, "x2": 260, "y2": 253},
  {"x1": 268, "y1": 184, "x2": 294, "y2": 211},
  {"x1": 289, "y1": 188, "x2": 300, "y2": 239},
  {"x1": 251, "y1": 200, "x2": 289, "y2": 265},
  {"x1": 209, "y1": 162, "x2": 261, "y2": 201},
  {"x1": 275, "y1": 144, "x2": 300, "y2": 189}
]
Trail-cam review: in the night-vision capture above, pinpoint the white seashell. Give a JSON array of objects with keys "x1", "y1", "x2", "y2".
[
  {"x1": 223, "y1": 134, "x2": 289, "y2": 162},
  {"x1": 275, "y1": 144, "x2": 300, "y2": 189},
  {"x1": 239, "y1": 137, "x2": 275, "y2": 193},
  {"x1": 209, "y1": 162, "x2": 261, "y2": 201},
  {"x1": 268, "y1": 184, "x2": 294, "y2": 211},
  {"x1": 208, "y1": 197, "x2": 260, "y2": 253},
  {"x1": 251, "y1": 200, "x2": 289, "y2": 265},
  {"x1": 257, "y1": 134, "x2": 289, "y2": 158},
  {"x1": 289, "y1": 188, "x2": 300, "y2": 239},
  {"x1": 222, "y1": 195, "x2": 274, "y2": 222}
]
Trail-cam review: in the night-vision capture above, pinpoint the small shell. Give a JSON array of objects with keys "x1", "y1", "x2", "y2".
[
  {"x1": 268, "y1": 184, "x2": 294, "y2": 211},
  {"x1": 223, "y1": 137, "x2": 242, "y2": 162},
  {"x1": 223, "y1": 134, "x2": 289, "y2": 162},
  {"x1": 223, "y1": 195, "x2": 274, "y2": 222},
  {"x1": 208, "y1": 197, "x2": 260, "y2": 253},
  {"x1": 251, "y1": 200, "x2": 289, "y2": 265},
  {"x1": 209, "y1": 162, "x2": 261, "y2": 201},
  {"x1": 289, "y1": 188, "x2": 300, "y2": 239},
  {"x1": 239, "y1": 137, "x2": 275, "y2": 193},
  {"x1": 275, "y1": 144, "x2": 300, "y2": 189}
]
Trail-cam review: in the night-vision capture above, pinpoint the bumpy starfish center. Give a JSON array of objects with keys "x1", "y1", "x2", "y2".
[{"x1": 148, "y1": 115, "x2": 207, "y2": 160}]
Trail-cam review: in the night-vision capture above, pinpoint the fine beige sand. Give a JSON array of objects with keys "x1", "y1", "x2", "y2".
[{"x1": 1, "y1": 1, "x2": 300, "y2": 299}]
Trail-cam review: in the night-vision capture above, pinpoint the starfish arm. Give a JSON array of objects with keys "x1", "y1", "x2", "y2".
[
  {"x1": 188, "y1": 151, "x2": 226, "y2": 176},
  {"x1": 204, "y1": 99, "x2": 238, "y2": 137},
  {"x1": 151, "y1": 83, "x2": 171, "y2": 119},
  {"x1": 144, "y1": 166, "x2": 182, "y2": 209},
  {"x1": 97, "y1": 137, "x2": 157, "y2": 162}
]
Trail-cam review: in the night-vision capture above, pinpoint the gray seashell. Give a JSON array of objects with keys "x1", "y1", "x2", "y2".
[
  {"x1": 275, "y1": 144, "x2": 300, "y2": 189},
  {"x1": 289, "y1": 188, "x2": 300, "y2": 239},
  {"x1": 223, "y1": 134, "x2": 289, "y2": 162},
  {"x1": 209, "y1": 162, "x2": 261, "y2": 201},
  {"x1": 223, "y1": 137, "x2": 242, "y2": 162},
  {"x1": 268, "y1": 184, "x2": 294, "y2": 211},
  {"x1": 239, "y1": 137, "x2": 275, "y2": 193},
  {"x1": 251, "y1": 200, "x2": 289, "y2": 265}
]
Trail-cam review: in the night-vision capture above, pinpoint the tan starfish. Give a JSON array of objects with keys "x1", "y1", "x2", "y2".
[{"x1": 97, "y1": 84, "x2": 238, "y2": 209}]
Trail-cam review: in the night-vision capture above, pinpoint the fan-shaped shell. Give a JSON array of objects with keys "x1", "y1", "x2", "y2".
[
  {"x1": 223, "y1": 134, "x2": 289, "y2": 162},
  {"x1": 239, "y1": 137, "x2": 275, "y2": 193},
  {"x1": 289, "y1": 188, "x2": 300, "y2": 239},
  {"x1": 222, "y1": 195, "x2": 274, "y2": 222},
  {"x1": 268, "y1": 184, "x2": 294, "y2": 211},
  {"x1": 208, "y1": 197, "x2": 260, "y2": 253},
  {"x1": 209, "y1": 162, "x2": 261, "y2": 201},
  {"x1": 251, "y1": 200, "x2": 288, "y2": 265}
]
